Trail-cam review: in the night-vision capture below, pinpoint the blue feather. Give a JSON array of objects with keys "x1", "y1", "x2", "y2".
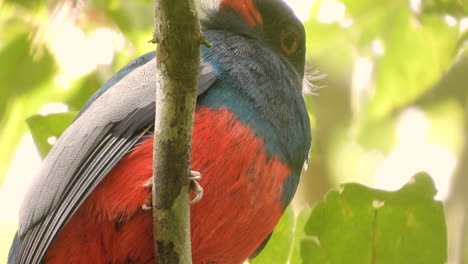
[{"x1": 199, "y1": 30, "x2": 310, "y2": 207}]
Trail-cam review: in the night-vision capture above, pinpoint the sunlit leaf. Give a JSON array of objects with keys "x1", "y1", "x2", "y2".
[
  {"x1": 421, "y1": 0, "x2": 468, "y2": 17},
  {"x1": 0, "y1": 31, "x2": 57, "y2": 186},
  {"x1": 26, "y1": 112, "x2": 77, "y2": 159},
  {"x1": 313, "y1": 1, "x2": 459, "y2": 119},
  {"x1": 424, "y1": 99, "x2": 465, "y2": 155},
  {"x1": 88, "y1": 0, "x2": 153, "y2": 52},
  {"x1": 290, "y1": 207, "x2": 312, "y2": 264},
  {"x1": 251, "y1": 207, "x2": 295, "y2": 264},
  {"x1": 302, "y1": 172, "x2": 447, "y2": 264},
  {"x1": 304, "y1": 20, "x2": 354, "y2": 81},
  {"x1": 357, "y1": 115, "x2": 397, "y2": 154},
  {"x1": 0, "y1": 34, "x2": 55, "y2": 119},
  {"x1": 3, "y1": 0, "x2": 42, "y2": 10},
  {"x1": 64, "y1": 72, "x2": 103, "y2": 112},
  {"x1": 369, "y1": 11, "x2": 458, "y2": 118}
]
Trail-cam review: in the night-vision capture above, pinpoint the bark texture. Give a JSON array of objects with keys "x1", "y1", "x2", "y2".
[{"x1": 152, "y1": 0, "x2": 203, "y2": 263}]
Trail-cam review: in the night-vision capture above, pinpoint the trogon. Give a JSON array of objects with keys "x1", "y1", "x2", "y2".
[{"x1": 8, "y1": 0, "x2": 311, "y2": 263}]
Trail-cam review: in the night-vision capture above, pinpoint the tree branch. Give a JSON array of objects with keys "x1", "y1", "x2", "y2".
[{"x1": 151, "y1": 0, "x2": 203, "y2": 263}]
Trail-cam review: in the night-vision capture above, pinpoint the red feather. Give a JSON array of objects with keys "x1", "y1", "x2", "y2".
[{"x1": 45, "y1": 106, "x2": 291, "y2": 264}]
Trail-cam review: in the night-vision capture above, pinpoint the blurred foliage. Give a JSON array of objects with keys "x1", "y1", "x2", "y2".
[
  {"x1": 253, "y1": 173, "x2": 446, "y2": 264},
  {"x1": 0, "y1": 0, "x2": 467, "y2": 263},
  {"x1": 0, "y1": 0, "x2": 154, "y2": 186},
  {"x1": 250, "y1": 207, "x2": 295, "y2": 264},
  {"x1": 26, "y1": 112, "x2": 76, "y2": 158},
  {"x1": 422, "y1": 0, "x2": 468, "y2": 16},
  {"x1": 302, "y1": 173, "x2": 446, "y2": 264},
  {"x1": 0, "y1": 19, "x2": 57, "y2": 186}
]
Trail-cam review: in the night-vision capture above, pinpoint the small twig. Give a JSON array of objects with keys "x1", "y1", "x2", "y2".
[{"x1": 151, "y1": 0, "x2": 204, "y2": 263}]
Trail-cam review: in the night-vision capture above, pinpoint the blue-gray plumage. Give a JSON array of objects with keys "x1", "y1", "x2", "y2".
[
  {"x1": 9, "y1": 0, "x2": 311, "y2": 263},
  {"x1": 12, "y1": 57, "x2": 215, "y2": 264}
]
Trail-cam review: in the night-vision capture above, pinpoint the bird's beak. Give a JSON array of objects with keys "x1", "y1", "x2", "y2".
[{"x1": 220, "y1": 0, "x2": 263, "y2": 27}]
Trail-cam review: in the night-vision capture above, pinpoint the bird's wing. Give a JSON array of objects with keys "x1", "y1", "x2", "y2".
[{"x1": 13, "y1": 52, "x2": 216, "y2": 264}]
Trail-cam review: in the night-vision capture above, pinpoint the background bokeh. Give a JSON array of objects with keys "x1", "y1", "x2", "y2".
[{"x1": 0, "y1": 0, "x2": 466, "y2": 263}]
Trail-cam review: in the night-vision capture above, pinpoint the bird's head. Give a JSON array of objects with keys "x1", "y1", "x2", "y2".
[{"x1": 203, "y1": 0, "x2": 306, "y2": 77}]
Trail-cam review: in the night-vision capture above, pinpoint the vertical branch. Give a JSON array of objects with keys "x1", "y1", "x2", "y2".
[{"x1": 151, "y1": 0, "x2": 203, "y2": 263}]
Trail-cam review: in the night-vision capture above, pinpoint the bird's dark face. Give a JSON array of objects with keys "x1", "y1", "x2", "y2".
[
  {"x1": 252, "y1": 0, "x2": 306, "y2": 76},
  {"x1": 212, "y1": 0, "x2": 306, "y2": 77}
]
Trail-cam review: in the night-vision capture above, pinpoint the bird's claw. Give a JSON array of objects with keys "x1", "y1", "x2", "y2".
[
  {"x1": 142, "y1": 180, "x2": 152, "y2": 188},
  {"x1": 189, "y1": 170, "x2": 203, "y2": 204},
  {"x1": 140, "y1": 170, "x2": 203, "y2": 210},
  {"x1": 142, "y1": 179, "x2": 153, "y2": 210},
  {"x1": 141, "y1": 204, "x2": 152, "y2": 211},
  {"x1": 188, "y1": 170, "x2": 202, "y2": 181}
]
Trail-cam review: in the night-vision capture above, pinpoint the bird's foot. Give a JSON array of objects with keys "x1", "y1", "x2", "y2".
[
  {"x1": 141, "y1": 170, "x2": 203, "y2": 210},
  {"x1": 188, "y1": 171, "x2": 203, "y2": 204}
]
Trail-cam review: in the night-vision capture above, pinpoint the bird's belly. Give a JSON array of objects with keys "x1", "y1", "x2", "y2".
[{"x1": 45, "y1": 107, "x2": 291, "y2": 264}]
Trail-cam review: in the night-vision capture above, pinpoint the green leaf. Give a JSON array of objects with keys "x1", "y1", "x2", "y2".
[
  {"x1": 26, "y1": 112, "x2": 77, "y2": 159},
  {"x1": 251, "y1": 207, "x2": 295, "y2": 264},
  {"x1": 3, "y1": 0, "x2": 42, "y2": 10},
  {"x1": 356, "y1": 114, "x2": 397, "y2": 154},
  {"x1": 421, "y1": 0, "x2": 468, "y2": 17},
  {"x1": 290, "y1": 207, "x2": 312, "y2": 264},
  {"x1": 89, "y1": 0, "x2": 153, "y2": 52},
  {"x1": 0, "y1": 30, "x2": 58, "y2": 186},
  {"x1": 302, "y1": 172, "x2": 447, "y2": 264},
  {"x1": 64, "y1": 72, "x2": 103, "y2": 112},
  {"x1": 314, "y1": 1, "x2": 459, "y2": 119},
  {"x1": 0, "y1": 35, "x2": 55, "y2": 105},
  {"x1": 369, "y1": 11, "x2": 458, "y2": 118}
]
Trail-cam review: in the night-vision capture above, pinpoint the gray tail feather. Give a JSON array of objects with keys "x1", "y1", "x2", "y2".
[{"x1": 8, "y1": 232, "x2": 20, "y2": 264}]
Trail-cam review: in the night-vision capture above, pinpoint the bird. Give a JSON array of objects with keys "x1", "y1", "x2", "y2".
[{"x1": 8, "y1": 0, "x2": 311, "y2": 263}]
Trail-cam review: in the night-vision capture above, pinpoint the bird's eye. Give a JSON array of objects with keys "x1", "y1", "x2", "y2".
[{"x1": 280, "y1": 28, "x2": 300, "y2": 55}]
